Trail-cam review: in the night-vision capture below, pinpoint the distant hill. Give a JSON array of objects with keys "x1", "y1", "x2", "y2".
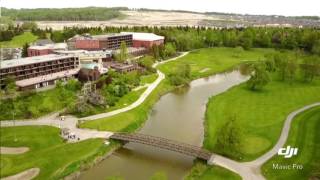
[{"x1": 1, "y1": 7, "x2": 128, "y2": 21}]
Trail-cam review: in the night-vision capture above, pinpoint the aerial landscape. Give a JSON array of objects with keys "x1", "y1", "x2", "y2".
[{"x1": 0, "y1": 0, "x2": 319, "y2": 180}]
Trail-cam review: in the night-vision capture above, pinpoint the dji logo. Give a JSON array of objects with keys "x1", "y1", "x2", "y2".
[{"x1": 277, "y1": 146, "x2": 298, "y2": 158}]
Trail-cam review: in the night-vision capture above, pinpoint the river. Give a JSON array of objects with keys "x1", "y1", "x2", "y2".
[{"x1": 79, "y1": 70, "x2": 248, "y2": 180}]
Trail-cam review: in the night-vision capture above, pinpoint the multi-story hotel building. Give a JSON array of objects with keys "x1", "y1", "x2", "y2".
[
  {"x1": 0, "y1": 54, "x2": 80, "y2": 90},
  {"x1": 70, "y1": 33, "x2": 133, "y2": 51}
]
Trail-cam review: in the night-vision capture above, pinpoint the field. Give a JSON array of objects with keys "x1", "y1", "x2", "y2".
[
  {"x1": 0, "y1": 126, "x2": 118, "y2": 179},
  {"x1": 0, "y1": 32, "x2": 38, "y2": 48},
  {"x1": 158, "y1": 47, "x2": 275, "y2": 79},
  {"x1": 262, "y1": 106, "x2": 320, "y2": 179},
  {"x1": 204, "y1": 77, "x2": 320, "y2": 161}
]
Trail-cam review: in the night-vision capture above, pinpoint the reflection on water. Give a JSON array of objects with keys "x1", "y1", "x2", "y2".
[{"x1": 79, "y1": 71, "x2": 249, "y2": 180}]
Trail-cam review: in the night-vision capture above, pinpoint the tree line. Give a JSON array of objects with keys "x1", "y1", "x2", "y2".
[
  {"x1": 1, "y1": 7, "x2": 127, "y2": 21},
  {"x1": 41, "y1": 26, "x2": 320, "y2": 54}
]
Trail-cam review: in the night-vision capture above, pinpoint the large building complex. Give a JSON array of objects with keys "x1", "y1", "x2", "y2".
[
  {"x1": 1, "y1": 32, "x2": 165, "y2": 91},
  {"x1": 0, "y1": 54, "x2": 80, "y2": 90},
  {"x1": 68, "y1": 33, "x2": 133, "y2": 51}
]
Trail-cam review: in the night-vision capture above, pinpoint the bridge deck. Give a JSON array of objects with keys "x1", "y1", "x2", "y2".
[{"x1": 110, "y1": 133, "x2": 212, "y2": 160}]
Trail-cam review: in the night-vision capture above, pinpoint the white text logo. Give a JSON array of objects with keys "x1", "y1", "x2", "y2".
[{"x1": 277, "y1": 146, "x2": 298, "y2": 158}]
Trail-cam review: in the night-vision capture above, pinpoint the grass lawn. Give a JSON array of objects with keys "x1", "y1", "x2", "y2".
[
  {"x1": 262, "y1": 106, "x2": 320, "y2": 180},
  {"x1": 186, "y1": 161, "x2": 241, "y2": 180},
  {"x1": 0, "y1": 32, "x2": 38, "y2": 48},
  {"x1": 204, "y1": 78, "x2": 320, "y2": 161},
  {"x1": 140, "y1": 73, "x2": 158, "y2": 85},
  {"x1": 0, "y1": 126, "x2": 118, "y2": 179},
  {"x1": 158, "y1": 47, "x2": 275, "y2": 78}
]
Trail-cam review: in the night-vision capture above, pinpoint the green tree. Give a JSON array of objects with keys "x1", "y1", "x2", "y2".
[
  {"x1": 116, "y1": 41, "x2": 128, "y2": 62},
  {"x1": 151, "y1": 44, "x2": 160, "y2": 60},
  {"x1": 168, "y1": 63, "x2": 191, "y2": 86},
  {"x1": 22, "y1": 43, "x2": 29, "y2": 57},
  {"x1": 215, "y1": 116, "x2": 243, "y2": 160},
  {"x1": 4, "y1": 76, "x2": 17, "y2": 97},
  {"x1": 311, "y1": 40, "x2": 320, "y2": 56},
  {"x1": 164, "y1": 43, "x2": 176, "y2": 58},
  {"x1": 240, "y1": 30, "x2": 253, "y2": 50},
  {"x1": 301, "y1": 56, "x2": 320, "y2": 82},
  {"x1": 21, "y1": 21, "x2": 38, "y2": 30},
  {"x1": 247, "y1": 62, "x2": 270, "y2": 91},
  {"x1": 139, "y1": 56, "x2": 155, "y2": 72}
]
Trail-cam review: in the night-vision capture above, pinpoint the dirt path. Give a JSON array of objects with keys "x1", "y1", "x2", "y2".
[
  {"x1": 2, "y1": 168, "x2": 40, "y2": 180},
  {"x1": 0, "y1": 147, "x2": 29, "y2": 154},
  {"x1": 208, "y1": 102, "x2": 320, "y2": 180}
]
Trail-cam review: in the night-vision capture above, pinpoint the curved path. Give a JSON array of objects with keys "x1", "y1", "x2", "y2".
[{"x1": 208, "y1": 102, "x2": 320, "y2": 180}]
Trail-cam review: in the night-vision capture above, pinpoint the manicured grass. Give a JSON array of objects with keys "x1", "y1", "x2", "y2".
[
  {"x1": 262, "y1": 106, "x2": 320, "y2": 180},
  {"x1": 0, "y1": 126, "x2": 118, "y2": 179},
  {"x1": 186, "y1": 161, "x2": 241, "y2": 180},
  {"x1": 140, "y1": 73, "x2": 158, "y2": 85},
  {"x1": 204, "y1": 78, "x2": 320, "y2": 161},
  {"x1": 0, "y1": 32, "x2": 38, "y2": 48},
  {"x1": 158, "y1": 47, "x2": 275, "y2": 79}
]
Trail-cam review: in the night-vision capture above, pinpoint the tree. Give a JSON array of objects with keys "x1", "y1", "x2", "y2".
[
  {"x1": 286, "y1": 58, "x2": 298, "y2": 82},
  {"x1": 240, "y1": 30, "x2": 253, "y2": 50},
  {"x1": 300, "y1": 56, "x2": 320, "y2": 82},
  {"x1": 21, "y1": 21, "x2": 38, "y2": 30},
  {"x1": 139, "y1": 56, "x2": 155, "y2": 72},
  {"x1": 164, "y1": 43, "x2": 176, "y2": 58},
  {"x1": 116, "y1": 41, "x2": 128, "y2": 62},
  {"x1": 151, "y1": 44, "x2": 160, "y2": 60},
  {"x1": 215, "y1": 116, "x2": 243, "y2": 159},
  {"x1": 311, "y1": 40, "x2": 320, "y2": 56},
  {"x1": 22, "y1": 43, "x2": 29, "y2": 57},
  {"x1": 247, "y1": 62, "x2": 270, "y2": 91},
  {"x1": 168, "y1": 63, "x2": 191, "y2": 86},
  {"x1": 4, "y1": 76, "x2": 17, "y2": 97}
]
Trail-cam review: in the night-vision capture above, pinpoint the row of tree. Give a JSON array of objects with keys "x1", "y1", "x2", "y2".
[
  {"x1": 2, "y1": 7, "x2": 126, "y2": 21},
  {"x1": 247, "y1": 52, "x2": 320, "y2": 91},
  {"x1": 43, "y1": 26, "x2": 320, "y2": 54}
]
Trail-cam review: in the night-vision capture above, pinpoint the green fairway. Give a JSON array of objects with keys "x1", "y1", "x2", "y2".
[
  {"x1": 0, "y1": 32, "x2": 38, "y2": 48},
  {"x1": 204, "y1": 78, "x2": 320, "y2": 161},
  {"x1": 262, "y1": 106, "x2": 320, "y2": 180},
  {"x1": 158, "y1": 47, "x2": 275, "y2": 78},
  {"x1": 186, "y1": 162, "x2": 241, "y2": 180},
  {"x1": 0, "y1": 126, "x2": 118, "y2": 179}
]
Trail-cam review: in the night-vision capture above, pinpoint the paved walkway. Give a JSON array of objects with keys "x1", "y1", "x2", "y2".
[{"x1": 208, "y1": 102, "x2": 320, "y2": 180}]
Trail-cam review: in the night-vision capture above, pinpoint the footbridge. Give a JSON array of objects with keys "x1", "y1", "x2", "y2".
[{"x1": 110, "y1": 133, "x2": 212, "y2": 160}]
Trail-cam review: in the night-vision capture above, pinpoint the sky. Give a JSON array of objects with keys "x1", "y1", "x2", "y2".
[{"x1": 1, "y1": 0, "x2": 319, "y2": 16}]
